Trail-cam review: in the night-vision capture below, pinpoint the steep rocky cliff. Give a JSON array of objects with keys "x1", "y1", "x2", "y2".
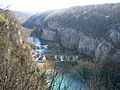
[{"x1": 23, "y1": 3, "x2": 120, "y2": 61}]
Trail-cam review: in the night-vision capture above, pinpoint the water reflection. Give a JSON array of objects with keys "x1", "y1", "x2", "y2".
[{"x1": 33, "y1": 38, "x2": 86, "y2": 90}]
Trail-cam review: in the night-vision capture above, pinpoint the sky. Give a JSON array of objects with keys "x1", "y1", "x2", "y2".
[{"x1": 0, "y1": 0, "x2": 120, "y2": 13}]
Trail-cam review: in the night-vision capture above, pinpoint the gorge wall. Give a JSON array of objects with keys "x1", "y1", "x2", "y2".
[{"x1": 23, "y1": 3, "x2": 120, "y2": 62}]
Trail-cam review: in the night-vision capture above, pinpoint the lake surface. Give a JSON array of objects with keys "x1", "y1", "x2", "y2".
[
  {"x1": 34, "y1": 38, "x2": 86, "y2": 90},
  {"x1": 51, "y1": 74, "x2": 85, "y2": 90}
]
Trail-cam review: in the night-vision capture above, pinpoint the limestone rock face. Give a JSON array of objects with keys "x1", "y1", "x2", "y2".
[
  {"x1": 57, "y1": 28, "x2": 80, "y2": 49},
  {"x1": 95, "y1": 41, "x2": 113, "y2": 61},
  {"x1": 23, "y1": 3, "x2": 120, "y2": 62},
  {"x1": 78, "y1": 34, "x2": 98, "y2": 54},
  {"x1": 109, "y1": 29, "x2": 120, "y2": 48},
  {"x1": 41, "y1": 26, "x2": 80, "y2": 49},
  {"x1": 110, "y1": 50, "x2": 120, "y2": 62},
  {"x1": 110, "y1": 30, "x2": 120, "y2": 42},
  {"x1": 41, "y1": 29, "x2": 56, "y2": 41}
]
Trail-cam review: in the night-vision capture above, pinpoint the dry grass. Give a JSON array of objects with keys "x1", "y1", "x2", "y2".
[{"x1": 36, "y1": 60, "x2": 56, "y2": 69}]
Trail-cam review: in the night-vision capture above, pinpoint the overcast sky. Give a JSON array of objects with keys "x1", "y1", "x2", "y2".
[{"x1": 0, "y1": 0, "x2": 120, "y2": 13}]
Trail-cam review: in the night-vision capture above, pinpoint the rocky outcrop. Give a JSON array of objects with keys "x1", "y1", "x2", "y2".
[
  {"x1": 57, "y1": 28, "x2": 80, "y2": 49},
  {"x1": 77, "y1": 33, "x2": 98, "y2": 54},
  {"x1": 110, "y1": 50, "x2": 120, "y2": 62},
  {"x1": 109, "y1": 29, "x2": 120, "y2": 48},
  {"x1": 95, "y1": 41, "x2": 113, "y2": 62},
  {"x1": 23, "y1": 3, "x2": 120, "y2": 62},
  {"x1": 41, "y1": 29, "x2": 56, "y2": 41}
]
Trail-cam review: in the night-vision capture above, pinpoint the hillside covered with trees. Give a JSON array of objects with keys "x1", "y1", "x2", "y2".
[
  {"x1": 0, "y1": 9, "x2": 48, "y2": 90},
  {"x1": 23, "y1": 3, "x2": 120, "y2": 61},
  {"x1": 22, "y1": 3, "x2": 120, "y2": 89},
  {"x1": 23, "y1": 3, "x2": 120, "y2": 39}
]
